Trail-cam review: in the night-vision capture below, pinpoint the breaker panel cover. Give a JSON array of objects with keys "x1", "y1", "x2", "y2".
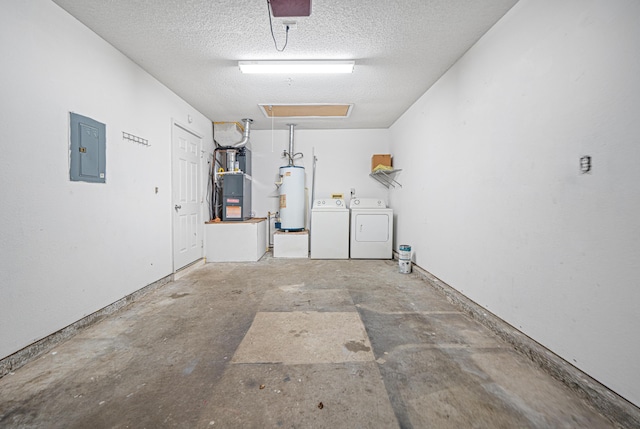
[{"x1": 70, "y1": 112, "x2": 106, "y2": 183}]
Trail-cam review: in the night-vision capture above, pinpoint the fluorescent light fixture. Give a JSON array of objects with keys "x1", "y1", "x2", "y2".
[{"x1": 238, "y1": 60, "x2": 354, "y2": 74}]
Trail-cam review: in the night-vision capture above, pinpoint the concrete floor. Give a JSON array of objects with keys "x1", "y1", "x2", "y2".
[{"x1": 0, "y1": 255, "x2": 617, "y2": 428}]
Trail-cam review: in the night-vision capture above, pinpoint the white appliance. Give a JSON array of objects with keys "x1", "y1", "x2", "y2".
[
  {"x1": 279, "y1": 165, "x2": 305, "y2": 231},
  {"x1": 349, "y1": 198, "x2": 393, "y2": 259},
  {"x1": 310, "y1": 198, "x2": 349, "y2": 259}
]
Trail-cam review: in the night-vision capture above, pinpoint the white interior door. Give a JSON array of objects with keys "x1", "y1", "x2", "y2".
[{"x1": 172, "y1": 123, "x2": 202, "y2": 271}]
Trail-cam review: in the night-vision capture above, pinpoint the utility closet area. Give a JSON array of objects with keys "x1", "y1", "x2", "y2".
[{"x1": 206, "y1": 118, "x2": 378, "y2": 263}]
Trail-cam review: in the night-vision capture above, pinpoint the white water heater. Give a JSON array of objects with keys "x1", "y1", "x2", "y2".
[{"x1": 279, "y1": 165, "x2": 305, "y2": 231}]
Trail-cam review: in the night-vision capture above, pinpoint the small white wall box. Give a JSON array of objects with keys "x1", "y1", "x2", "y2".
[
  {"x1": 205, "y1": 218, "x2": 267, "y2": 262},
  {"x1": 273, "y1": 230, "x2": 309, "y2": 258}
]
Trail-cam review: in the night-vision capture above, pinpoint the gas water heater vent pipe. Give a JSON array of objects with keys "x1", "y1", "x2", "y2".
[
  {"x1": 288, "y1": 124, "x2": 295, "y2": 166},
  {"x1": 284, "y1": 123, "x2": 303, "y2": 166},
  {"x1": 232, "y1": 118, "x2": 253, "y2": 148}
]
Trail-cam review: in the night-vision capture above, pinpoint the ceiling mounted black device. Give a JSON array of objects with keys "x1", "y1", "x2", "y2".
[{"x1": 269, "y1": 0, "x2": 312, "y2": 17}]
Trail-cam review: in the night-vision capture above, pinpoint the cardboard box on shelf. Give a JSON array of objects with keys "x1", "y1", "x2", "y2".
[{"x1": 371, "y1": 154, "x2": 392, "y2": 171}]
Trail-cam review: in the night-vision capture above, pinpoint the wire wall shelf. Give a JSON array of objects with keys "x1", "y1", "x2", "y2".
[{"x1": 370, "y1": 169, "x2": 402, "y2": 188}]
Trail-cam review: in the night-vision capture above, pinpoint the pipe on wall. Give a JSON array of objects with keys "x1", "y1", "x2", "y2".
[{"x1": 232, "y1": 118, "x2": 253, "y2": 148}]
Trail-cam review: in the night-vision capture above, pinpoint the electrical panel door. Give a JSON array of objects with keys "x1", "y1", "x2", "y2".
[{"x1": 70, "y1": 113, "x2": 106, "y2": 183}]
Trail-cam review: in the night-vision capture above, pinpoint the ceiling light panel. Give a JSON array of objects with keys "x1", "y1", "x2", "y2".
[{"x1": 239, "y1": 61, "x2": 354, "y2": 74}]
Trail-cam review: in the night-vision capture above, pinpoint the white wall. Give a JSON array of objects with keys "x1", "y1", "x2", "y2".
[
  {"x1": 389, "y1": 0, "x2": 640, "y2": 406},
  {"x1": 0, "y1": 1, "x2": 213, "y2": 359},
  {"x1": 250, "y1": 129, "x2": 391, "y2": 220}
]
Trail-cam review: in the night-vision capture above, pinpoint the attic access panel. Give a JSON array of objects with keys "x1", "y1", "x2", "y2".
[
  {"x1": 270, "y1": 0, "x2": 312, "y2": 17},
  {"x1": 260, "y1": 104, "x2": 353, "y2": 118}
]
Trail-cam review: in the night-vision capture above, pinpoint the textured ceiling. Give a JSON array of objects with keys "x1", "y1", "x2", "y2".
[{"x1": 51, "y1": 0, "x2": 519, "y2": 130}]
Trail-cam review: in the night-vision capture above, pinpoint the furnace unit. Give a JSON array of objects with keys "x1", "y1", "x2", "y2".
[
  {"x1": 211, "y1": 118, "x2": 254, "y2": 221},
  {"x1": 222, "y1": 175, "x2": 251, "y2": 221},
  {"x1": 220, "y1": 148, "x2": 252, "y2": 221}
]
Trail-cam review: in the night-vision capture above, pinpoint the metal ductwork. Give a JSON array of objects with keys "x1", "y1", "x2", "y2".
[{"x1": 232, "y1": 118, "x2": 253, "y2": 148}]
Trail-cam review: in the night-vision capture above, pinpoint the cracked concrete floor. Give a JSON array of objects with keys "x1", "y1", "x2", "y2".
[{"x1": 0, "y1": 255, "x2": 614, "y2": 428}]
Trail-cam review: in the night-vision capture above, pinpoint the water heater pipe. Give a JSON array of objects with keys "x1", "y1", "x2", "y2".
[
  {"x1": 232, "y1": 118, "x2": 253, "y2": 148},
  {"x1": 287, "y1": 123, "x2": 295, "y2": 165}
]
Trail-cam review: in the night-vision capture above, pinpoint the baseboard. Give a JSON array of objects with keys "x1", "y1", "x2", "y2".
[
  {"x1": 174, "y1": 258, "x2": 205, "y2": 280},
  {"x1": 0, "y1": 273, "x2": 173, "y2": 379},
  {"x1": 407, "y1": 260, "x2": 640, "y2": 428}
]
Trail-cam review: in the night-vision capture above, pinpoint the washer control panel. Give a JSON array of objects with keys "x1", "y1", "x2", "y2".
[{"x1": 313, "y1": 198, "x2": 347, "y2": 209}]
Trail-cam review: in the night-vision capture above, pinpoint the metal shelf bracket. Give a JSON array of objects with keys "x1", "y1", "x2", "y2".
[{"x1": 369, "y1": 169, "x2": 402, "y2": 188}]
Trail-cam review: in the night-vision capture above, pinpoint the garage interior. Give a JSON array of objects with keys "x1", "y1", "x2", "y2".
[{"x1": 1, "y1": 0, "x2": 639, "y2": 427}]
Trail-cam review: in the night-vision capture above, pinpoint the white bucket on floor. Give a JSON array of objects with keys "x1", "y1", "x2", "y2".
[
  {"x1": 399, "y1": 244, "x2": 411, "y2": 261},
  {"x1": 399, "y1": 259, "x2": 412, "y2": 274}
]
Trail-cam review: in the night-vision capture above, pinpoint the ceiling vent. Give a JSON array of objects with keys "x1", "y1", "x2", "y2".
[
  {"x1": 259, "y1": 104, "x2": 353, "y2": 119},
  {"x1": 269, "y1": 0, "x2": 312, "y2": 17}
]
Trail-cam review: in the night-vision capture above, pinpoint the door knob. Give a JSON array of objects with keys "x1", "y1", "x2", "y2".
[{"x1": 175, "y1": 204, "x2": 182, "y2": 211}]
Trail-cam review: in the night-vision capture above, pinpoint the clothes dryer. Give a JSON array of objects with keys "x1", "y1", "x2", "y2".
[{"x1": 349, "y1": 198, "x2": 393, "y2": 259}]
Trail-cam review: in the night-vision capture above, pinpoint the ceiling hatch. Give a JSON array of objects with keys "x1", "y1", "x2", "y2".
[{"x1": 259, "y1": 104, "x2": 353, "y2": 119}]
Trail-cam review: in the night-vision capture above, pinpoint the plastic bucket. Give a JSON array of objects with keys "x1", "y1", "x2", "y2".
[{"x1": 399, "y1": 259, "x2": 412, "y2": 274}]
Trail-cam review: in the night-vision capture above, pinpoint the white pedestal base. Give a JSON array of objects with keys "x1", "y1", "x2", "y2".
[
  {"x1": 273, "y1": 230, "x2": 309, "y2": 258},
  {"x1": 205, "y1": 218, "x2": 267, "y2": 262}
]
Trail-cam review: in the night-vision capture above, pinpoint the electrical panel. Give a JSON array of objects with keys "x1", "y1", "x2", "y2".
[{"x1": 70, "y1": 113, "x2": 106, "y2": 183}]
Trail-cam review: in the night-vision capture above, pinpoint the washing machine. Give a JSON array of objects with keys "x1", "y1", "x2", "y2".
[
  {"x1": 310, "y1": 198, "x2": 349, "y2": 259},
  {"x1": 349, "y1": 198, "x2": 393, "y2": 259}
]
